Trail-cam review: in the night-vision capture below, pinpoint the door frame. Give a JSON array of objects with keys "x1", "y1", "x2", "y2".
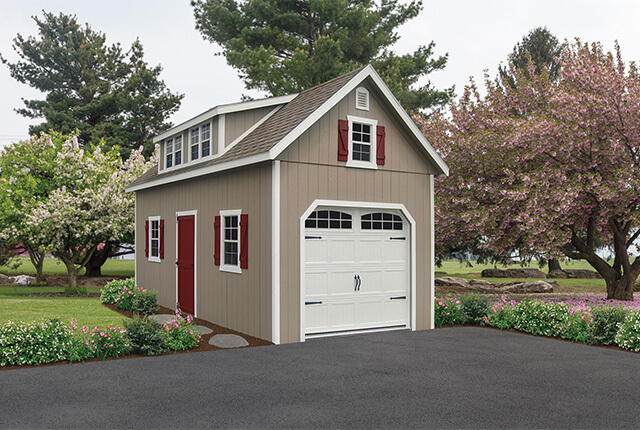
[
  {"x1": 299, "y1": 200, "x2": 416, "y2": 342},
  {"x1": 176, "y1": 210, "x2": 198, "y2": 317}
]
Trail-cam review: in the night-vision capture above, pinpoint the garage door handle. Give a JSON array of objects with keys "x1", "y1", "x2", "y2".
[
  {"x1": 305, "y1": 235, "x2": 322, "y2": 240},
  {"x1": 305, "y1": 301, "x2": 323, "y2": 305},
  {"x1": 390, "y1": 296, "x2": 406, "y2": 300},
  {"x1": 390, "y1": 237, "x2": 406, "y2": 240},
  {"x1": 354, "y1": 275, "x2": 361, "y2": 291}
]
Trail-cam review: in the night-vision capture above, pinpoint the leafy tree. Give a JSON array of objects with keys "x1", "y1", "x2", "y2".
[
  {"x1": 418, "y1": 41, "x2": 640, "y2": 300},
  {"x1": 0, "y1": 133, "x2": 153, "y2": 289},
  {"x1": 498, "y1": 26, "x2": 564, "y2": 88},
  {"x1": 1, "y1": 11, "x2": 183, "y2": 159},
  {"x1": 192, "y1": 0, "x2": 453, "y2": 112}
]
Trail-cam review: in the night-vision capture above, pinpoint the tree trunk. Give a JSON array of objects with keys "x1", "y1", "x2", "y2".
[
  {"x1": 85, "y1": 247, "x2": 109, "y2": 277},
  {"x1": 603, "y1": 273, "x2": 636, "y2": 300},
  {"x1": 64, "y1": 261, "x2": 78, "y2": 289},
  {"x1": 548, "y1": 258, "x2": 562, "y2": 272},
  {"x1": 25, "y1": 246, "x2": 45, "y2": 284}
]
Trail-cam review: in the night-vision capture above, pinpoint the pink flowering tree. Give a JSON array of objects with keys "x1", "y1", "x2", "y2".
[
  {"x1": 1, "y1": 132, "x2": 153, "y2": 289},
  {"x1": 418, "y1": 41, "x2": 640, "y2": 300}
]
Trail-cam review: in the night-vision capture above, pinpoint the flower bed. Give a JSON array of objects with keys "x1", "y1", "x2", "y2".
[
  {"x1": 100, "y1": 278, "x2": 158, "y2": 314},
  {"x1": 435, "y1": 293, "x2": 640, "y2": 352}
]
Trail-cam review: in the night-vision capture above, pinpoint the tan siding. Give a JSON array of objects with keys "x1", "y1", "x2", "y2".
[
  {"x1": 135, "y1": 162, "x2": 273, "y2": 341},
  {"x1": 276, "y1": 82, "x2": 435, "y2": 343},
  {"x1": 224, "y1": 106, "x2": 275, "y2": 147}
]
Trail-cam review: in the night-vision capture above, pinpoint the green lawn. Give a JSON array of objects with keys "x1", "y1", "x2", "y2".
[
  {"x1": 0, "y1": 257, "x2": 135, "y2": 277},
  {"x1": 0, "y1": 285, "x2": 129, "y2": 328},
  {"x1": 437, "y1": 259, "x2": 606, "y2": 294}
]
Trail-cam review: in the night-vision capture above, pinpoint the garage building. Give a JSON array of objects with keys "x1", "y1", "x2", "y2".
[{"x1": 126, "y1": 65, "x2": 449, "y2": 344}]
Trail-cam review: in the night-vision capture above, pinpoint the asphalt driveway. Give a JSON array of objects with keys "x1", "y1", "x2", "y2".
[{"x1": 2, "y1": 327, "x2": 640, "y2": 429}]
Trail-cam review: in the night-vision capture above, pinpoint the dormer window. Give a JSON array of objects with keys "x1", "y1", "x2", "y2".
[
  {"x1": 189, "y1": 123, "x2": 212, "y2": 162},
  {"x1": 190, "y1": 128, "x2": 200, "y2": 161},
  {"x1": 165, "y1": 135, "x2": 183, "y2": 169},
  {"x1": 355, "y1": 87, "x2": 369, "y2": 111},
  {"x1": 201, "y1": 123, "x2": 211, "y2": 157}
]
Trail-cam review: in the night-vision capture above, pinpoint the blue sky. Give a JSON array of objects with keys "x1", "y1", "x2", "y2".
[{"x1": 1, "y1": 0, "x2": 639, "y2": 148}]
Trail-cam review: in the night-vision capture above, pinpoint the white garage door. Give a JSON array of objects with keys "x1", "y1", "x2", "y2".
[{"x1": 304, "y1": 208, "x2": 410, "y2": 337}]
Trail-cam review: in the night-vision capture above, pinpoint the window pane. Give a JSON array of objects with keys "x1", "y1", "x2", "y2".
[
  {"x1": 166, "y1": 140, "x2": 173, "y2": 153},
  {"x1": 342, "y1": 220, "x2": 352, "y2": 229},
  {"x1": 353, "y1": 123, "x2": 361, "y2": 132},
  {"x1": 166, "y1": 154, "x2": 173, "y2": 168},
  {"x1": 362, "y1": 124, "x2": 371, "y2": 134},
  {"x1": 393, "y1": 222, "x2": 403, "y2": 230},
  {"x1": 318, "y1": 210, "x2": 328, "y2": 219},
  {"x1": 191, "y1": 128, "x2": 199, "y2": 143},
  {"x1": 191, "y1": 144, "x2": 199, "y2": 160},
  {"x1": 318, "y1": 219, "x2": 328, "y2": 228},
  {"x1": 305, "y1": 219, "x2": 316, "y2": 228},
  {"x1": 373, "y1": 222, "x2": 382, "y2": 230},
  {"x1": 330, "y1": 220, "x2": 340, "y2": 229},
  {"x1": 383, "y1": 213, "x2": 392, "y2": 221},
  {"x1": 383, "y1": 221, "x2": 392, "y2": 229},
  {"x1": 202, "y1": 141, "x2": 210, "y2": 157},
  {"x1": 202, "y1": 123, "x2": 210, "y2": 140},
  {"x1": 151, "y1": 240, "x2": 159, "y2": 257},
  {"x1": 175, "y1": 151, "x2": 182, "y2": 165},
  {"x1": 175, "y1": 136, "x2": 182, "y2": 150},
  {"x1": 372, "y1": 213, "x2": 382, "y2": 220}
]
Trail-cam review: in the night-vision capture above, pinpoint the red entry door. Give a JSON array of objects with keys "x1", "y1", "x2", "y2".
[{"x1": 177, "y1": 215, "x2": 195, "y2": 315}]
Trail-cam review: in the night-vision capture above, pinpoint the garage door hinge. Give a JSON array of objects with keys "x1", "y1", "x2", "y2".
[
  {"x1": 389, "y1": 237, "x2": 406, "y2": 240},
  {"x1": 305, "y1": 235, "x2": 322, "y2": 240},
  {"x1": 305, "y1": 301, "x2": 323, "y2": 305},
  {"x1": 390, "y1": 296, "x2": 407, "y2": 300}
]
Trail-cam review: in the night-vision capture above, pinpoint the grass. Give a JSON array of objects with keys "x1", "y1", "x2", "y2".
[
  {"x1": 437, "y1": 259, "x2": 607, "y2": 294},
  {"x1": 0, "y1": 285, "x2": 128, "y2": 328},
  {"x1": 0, "y1": 257, "x2": 135, "y2": 277}
]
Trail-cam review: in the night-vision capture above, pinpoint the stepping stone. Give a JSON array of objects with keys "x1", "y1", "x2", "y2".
[
  {"x1": 196, "y1": 325, "x2": 213, "y2": 335},
  {"x1": 148, "y1": 314, "x2": 173, "y2": 324},
  {"x1": 209, "y1": 334, "x2": 249, "y2": 348}
]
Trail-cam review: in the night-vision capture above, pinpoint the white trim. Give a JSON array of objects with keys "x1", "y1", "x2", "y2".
[
  {"x1": 134, "y1": 198, "x2": 138, "y2": 282},
  {"x1": 154, "y1": 94, "x2": 297, "y2": 143},
  {"x1": 219, "y1": 209, "x2": 242, "y2": 274},
  {"x1": 299, "y1": 199, "x2": 417, "y2": 342},
  {"x1": 126, "y1": 152, "x2": 271, "y2": 192},
  {"x1": 176, "y1": 210, "x2": 198, "y2": 317},
  {"x1": 271, "y1": 160, "x2": 281, "y2": 344},
  {"x1": 268, "y1": 65, "x2": 448, "y2": 177},
  {"x1": 346, "y1": 115, "x2": 377, "y2": 169},
  {"x1": 148, "y1": 216, "x2": 161, "y2": 263},
  {"x1": 220, "y1": 105, "x2": 284, "y2": 156},
  {"x1": 307, "y1": 326, "x2": 409, "y2": 339},
  {"x1": 355, "y1": 87, "x2": 369, "y2": 111},
  {"x1": 217, "y1": 114, "x2": 225, "y2": 156},
  {"x1": 428, "y1": 175, "x2": 435, "y2": 330}
]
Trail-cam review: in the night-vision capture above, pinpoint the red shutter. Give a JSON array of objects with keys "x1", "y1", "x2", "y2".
[
  {"x1": 376, "y1": 125, "x2": 386, "y2": 166},
  {"x1": 159, "y1": 219, "x2": 165, "y2": 259},
  {"x1": 338, "y1": 119, "x2": 349, "y2": 161},
  {"x1": 240, "y1": 214, "x2": 249, "y2": 269},
  {"x1": 214, "y1": 216, "x2": 221, "y2": 266},
  {"x1": 144, "y1": 220, "x2": 149, "y2": 258}
]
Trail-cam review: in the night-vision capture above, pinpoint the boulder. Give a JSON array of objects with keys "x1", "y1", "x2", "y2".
[
  {"x1": 547, "y1": 269, "x2": 602, "y2": 279},
  {"x1": 9, "y1": 275, "x2": 34, "y2": 286},
  {"x1": 481, "y1": 268, "x2": 546, "y2": 279},
  {"x1": 0, "y1": 273, "x2": 11, "y2": 284},
  {"x1": 547, "y1": 269, "x2": 568, "y2": 279},
  {"x1": 435, "y1": 277, "x2": 472, "y2": 294},
  {"x1": 496, "y1": 280, "x2": 554, "y2": 294}
]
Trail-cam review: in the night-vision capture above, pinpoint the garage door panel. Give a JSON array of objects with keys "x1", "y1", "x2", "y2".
[{"x1": 304, "y1": 207, "x2": 410, "y2": 337}]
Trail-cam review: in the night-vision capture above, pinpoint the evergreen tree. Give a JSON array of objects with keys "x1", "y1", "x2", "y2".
[{"x1": 192, "y1": 0, "x2": 453, "y2": 112}]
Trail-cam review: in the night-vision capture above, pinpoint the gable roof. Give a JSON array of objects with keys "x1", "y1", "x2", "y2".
[{"x1": 127, "y1": 65, "x2": 448, "y2": 192}]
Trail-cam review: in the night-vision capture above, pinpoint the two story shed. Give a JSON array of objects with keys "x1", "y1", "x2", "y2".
[{"x1": 127, "y1": 65, "x2": 448, "y2": 344}]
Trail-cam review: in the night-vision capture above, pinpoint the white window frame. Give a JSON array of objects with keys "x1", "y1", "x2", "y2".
[
  {"x1": 201, "y1": 122, "x2": 212, "y2": 158},
  {"x1": 164, "y1": 135, "x2": 183, "y2": 170},
  {"x1": 190, "y1": 127, "x2": 200, "y2": 162},
  {"x1": 148, "y1": 215, "x2": 161, "y2": 263},
  {"x1": 165, "y1": 138, "x2": 174, "y2": 169},
  {"x1": 346, "y1": 115, "x2": 377, "y2": 170},
  {"x1": 219, "y1": 209, "x2": 242, "y2": 274},
  {"x1": 355, "y1": 87, "x2": 369, "y2": 111}
]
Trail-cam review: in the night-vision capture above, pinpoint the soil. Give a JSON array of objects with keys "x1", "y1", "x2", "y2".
[{"x1": 17, "y1": 274, "x2": 130, "y2": 288}]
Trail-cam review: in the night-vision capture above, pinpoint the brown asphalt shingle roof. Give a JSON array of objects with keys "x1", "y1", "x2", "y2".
[{"x1": 128, "y1": 66, "x2": 366, "y2": 190}]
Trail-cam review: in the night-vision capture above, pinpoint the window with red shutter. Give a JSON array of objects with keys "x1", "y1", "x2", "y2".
[
  {"x1": 376, "y1": 125, "x2": 385, "y2": 165},
  {"x1": 338, "y1": 119, "x2": 349, "y2": 161},
  {"x1": 218, "y1": 210, "x2": 243, "y2": 274}
]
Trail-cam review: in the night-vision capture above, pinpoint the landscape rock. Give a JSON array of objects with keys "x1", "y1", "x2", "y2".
[
  {"x1": 547, "y1": 269, "x2": 602, "y2": 279},
  {"x1": 9, "y1": 275, "x2": 34, "y2": 286},
  {"x1": 435, "y1": 277, "x2": 554, "y2": 294},
  {"x1": 481, "y1": 268, "x2": 546, "y2": 279},
  {"x1": 0, "y1": 273, "x2": 11, "y2": 284}
]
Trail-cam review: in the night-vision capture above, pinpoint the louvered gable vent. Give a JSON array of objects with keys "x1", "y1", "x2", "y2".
[{"x1": 355, "y1": 87, "x2": 369, "y2": 111}]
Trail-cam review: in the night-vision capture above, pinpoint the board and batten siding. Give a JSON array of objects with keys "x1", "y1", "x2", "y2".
[
  {"x1": 276, "y1": 81, "x2": 437, "y2": 343},
  {"x1": 135, "y1": 163, "x2": 273, "y2": 340}
]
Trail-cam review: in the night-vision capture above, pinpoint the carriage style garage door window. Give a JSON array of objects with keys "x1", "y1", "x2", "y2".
[{"x1": 304, "y1": 207, "x2": 410, "y2": 337}]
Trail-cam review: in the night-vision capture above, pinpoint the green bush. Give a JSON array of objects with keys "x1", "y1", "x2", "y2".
[
  {"x1": 588, "y1": 305, "x2": 627, "y2": 346},
  {"x1": 82, "y1": 326, "x2": 131, "y2": 360},
  {"x1": 0, "y1": 319, "x2": 74, "y2": 366},
  {"x1": 459, "y1": 294, "x2": 490, "y2": 325},
  {"x1": 434, "y1": 297, "x2": 463, "y2": 327},
  {"x1": 100, "y1": 278, "x2": 158, "y2": 315},
  {"x1": 512, "y1": 300, "x2": 568, "y2": 337},
  {"x1": 484, "y1": 296, "x2": 517, "y2": 330},
  {"x1": 162, "y1": 309, "x2": 202, "y2": 351},
  {"x1": 615, "y1": 311, "x2": 640, "y2": 352},
  {"x1": 124, "y1": 316, "x2": 168, "y2": 356}
]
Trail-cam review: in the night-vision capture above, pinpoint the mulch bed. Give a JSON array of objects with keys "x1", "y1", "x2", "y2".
[
  {"x1": 25, "y1": 293, "x2": 101, "y2": 298},
  {"x1": 0, "y1": 303, "x2": 273, "y2": 372}
]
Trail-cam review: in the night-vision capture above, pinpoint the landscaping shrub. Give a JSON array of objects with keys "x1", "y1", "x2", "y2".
[
  {"x1": 0, "y1": 319, "x2": 74, "y2": 366},
  {"x1": 64, "y1": 286, "x2": 88, "y2": 295},
  {"x1": 124, "y1": 316, "x2": 168, "y2": 356},
  {"x1": 511, "y1": 300, "x2": 568, "y2": 337},
  {"x1": 588, "y1": 305, "x2": 627, "y2": 346},
  {"x1": 484, "y1": 295, "x2": 517, "y2": 330},
  {"x1": 615, "y1": 311, "x2": 640, "y2": 352},
  {"x1": 100, "y1": 278, "x2": 158, "y2": 314},
  {"x1": 80, "y1": 325, "x2": 132, "y2": 360},
  {"x1": 459, "y1": 294, "x2": 490, "y2": 325},
  {"x1": 434, "y1": 297, "x2": 463, "y2": 327},
  {"x1": 163, "y1": 309, "x2": 202, "y2": 351}
]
